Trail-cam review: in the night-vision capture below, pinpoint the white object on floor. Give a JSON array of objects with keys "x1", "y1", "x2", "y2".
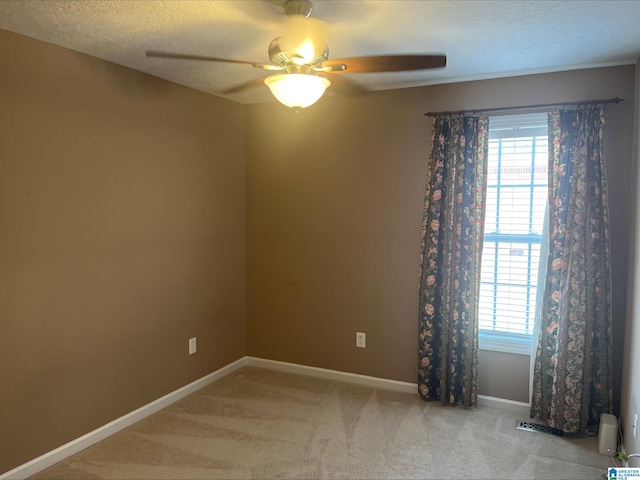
[{"x1": 598, "y1": 413, "x2": 618, "y2": 455}]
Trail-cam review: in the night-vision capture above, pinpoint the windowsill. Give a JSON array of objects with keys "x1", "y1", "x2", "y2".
[{"x1": 479, "y1": 331, "x2": 532, "y2": 356}]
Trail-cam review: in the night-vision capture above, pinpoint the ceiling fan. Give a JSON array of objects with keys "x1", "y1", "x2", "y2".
[{"x1": 146, "y1": 0, "x2": 446, "y2": 109}]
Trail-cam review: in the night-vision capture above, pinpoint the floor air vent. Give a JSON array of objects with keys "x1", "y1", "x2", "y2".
[{"x1": 516, "y1": 420, "x2": 564, "y2": 436}]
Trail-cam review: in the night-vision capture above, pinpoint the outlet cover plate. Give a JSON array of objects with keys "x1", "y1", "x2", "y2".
[
  {"x1": 356, "y1": 332, "x2": 366, "y2": 348},
  {"x1": 189, "y1": 337, "x2": 197, "y2": 355}
]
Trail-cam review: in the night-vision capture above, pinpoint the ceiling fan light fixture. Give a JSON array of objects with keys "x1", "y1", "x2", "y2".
[{"x1": 264, "y1": 73, "x2": 330, "y2": 109}]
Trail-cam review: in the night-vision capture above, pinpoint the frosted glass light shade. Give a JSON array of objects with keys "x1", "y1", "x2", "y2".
[{"x1": 264, "y1": 74, "x2": 331, "y2": 109}]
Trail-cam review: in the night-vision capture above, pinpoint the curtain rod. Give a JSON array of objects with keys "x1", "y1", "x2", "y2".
[{"x1": 424, "y1": 97, "x2": 623, "y2": 117}]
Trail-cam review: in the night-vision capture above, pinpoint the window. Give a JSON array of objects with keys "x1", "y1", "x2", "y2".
[{"x1": 478, "y1": 113, "x2": 548, "y2": 355}]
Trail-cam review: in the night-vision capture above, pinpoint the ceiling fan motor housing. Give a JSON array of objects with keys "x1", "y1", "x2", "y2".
[{"x1": 268, "y1": 35, "x2": 329, "y2": 69}]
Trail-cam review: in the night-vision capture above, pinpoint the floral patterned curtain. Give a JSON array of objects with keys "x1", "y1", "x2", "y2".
[
  {"x1": 530, "y1": 107, "x2": 613, "y2": 433},
  {"x1": 418, "y1": 115, "x2": 489, "y2": 407}
]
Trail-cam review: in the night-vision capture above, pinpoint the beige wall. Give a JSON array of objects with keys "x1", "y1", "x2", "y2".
[
  {"x1": 479, "y1": 351, "x2": 530, "y2": 402},
  {"x1": 246, "y1": 66, "x2": 636, "y2": 405},
  {"x1": 0, "y1": 30, "x2": 247, "y2": 473},
  {"x1": 621, "y1": 58, "x2": 640, "y2": 466}
]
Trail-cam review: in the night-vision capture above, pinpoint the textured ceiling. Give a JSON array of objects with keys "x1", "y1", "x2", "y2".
[{"x1": 1, "y1": 0, "x2": 640, "y2": 105}]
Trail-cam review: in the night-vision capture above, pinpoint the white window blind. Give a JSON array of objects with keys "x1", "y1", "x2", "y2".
[{"x1": 479, "y1": 113, "x2": 548, "y2": 351}]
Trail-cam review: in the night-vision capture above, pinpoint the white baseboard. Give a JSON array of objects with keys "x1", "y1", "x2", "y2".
[
  {"x1": 478, "y1": 394, "x2": 531, "y2": 416},
  {"x1": 245, "y1": 356, "x2": 418, "y2": 394},
  {"x1": 3, "y1": 356, "x2": 531, "y2": 479},
  {"x1": 0, "y1": 358, "x2": 247, "y2": 480}
]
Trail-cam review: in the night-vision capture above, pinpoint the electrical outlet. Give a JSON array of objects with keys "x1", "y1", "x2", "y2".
[
  {"x1": 634, "y1": 413, "x2": 638, "y2": 440},
  {"x1": 356, "y1": 332, "x2": 366, "y2": 348},
  {"x1": 188, "y1": 337, "x2": 197, "y2": 355}
]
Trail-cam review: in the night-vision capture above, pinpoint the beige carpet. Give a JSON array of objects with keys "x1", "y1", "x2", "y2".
[{"x1": 31, "y1": 366, "x2": 618, "y2": 479}]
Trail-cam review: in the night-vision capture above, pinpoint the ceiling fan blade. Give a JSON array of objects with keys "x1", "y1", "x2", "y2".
[
  {"x1": 323, "y1": 55, "x2": 447, "y2": 74},
  {"x1": 145, "y1": 50, "x2": 281, "y2": 71},
  {"x1": 221, "y1": 77, "x2": 268, "y2": 95}
]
